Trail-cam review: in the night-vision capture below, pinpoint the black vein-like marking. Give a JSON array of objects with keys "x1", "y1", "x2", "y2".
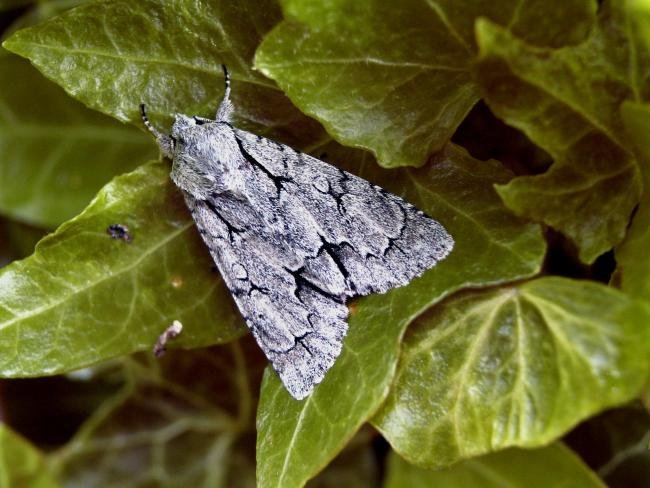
[
  {"x1": 383, "y1": 204, "x2": 408, "y2": 256},
  {"x1": 234, "y1": 136, "x2": 292, "y2": 197},
  {"x1": 337, "y1": 166, "x2": 351, "y2": 184},
  {"x1": 284, "y1": 266, "x2": 344, "y2": 304},
  {"x1": 316, "y1": 236, "x2": 350, "y2": 280},
  {"x1": 293, "y1": 329, "x2": 313, "y2": 356},
  {"x1": 203, "y1": 199, "x2": 245, "y2": 241},
  {"x1": 332, "y1": 168, "x2": 356, "y2": 214},
  {"x1": 329, "y1": 188, "x2": 347, "y2": 215},
  {"x1": 248, "y1": 282, "x2": 270, "y2": 296},
  {"x1": 264, "y1": 329, "x2": 314, "y2": 356}
]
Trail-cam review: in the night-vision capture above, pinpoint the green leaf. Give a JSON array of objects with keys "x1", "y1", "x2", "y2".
[
  {"x1": 613, "y1": 102, "x2": 650, "y2": 301},
  {"x1": 475, "y1": 0, "x2": 650, "y2": 263},
  {"x1": 0, "y1": 423, "x2": 59, "y2": 488},
  {"x1": 0, "y1": 53, "x2": 156, "y2": 227},
  {"x1": 611, "y1": 0, "x2": 650, "y2": 302},
  {"x1": 255, "y1": 0, "x2": 595, "y2": 168},
  {"x1": 51, "y1": 340, "x2": 265, "y2": 488},
  {"x1": 385, "y1": 443, "x2": 606, "y2": 488},
  {"x1": 0, "y1": 161, "x2": 244, "y2": 378},
  {"x1": 373, "y1": 277, "x2": 650, "y2": 468},
  {"x1": 2, "y1": 0, "x2": 324, "y2": 146},
  {"x1": 256, "y1": 144, "x2": 546, "y2": 488},
  {"x1": 630, "y1": 0, "x2": 650, "y2": 47}
]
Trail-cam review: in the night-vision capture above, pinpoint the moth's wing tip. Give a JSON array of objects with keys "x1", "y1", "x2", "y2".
[
  {"x1": 276, "y1": 349, "x2": 336, "y2": 401},
  {"x1": 273, "y1": 321, "x2": 348, "y2": 401},
  {"x1": 422, "y1": 216, "x2": 455, "y2": 263},
  {"x1": 437, "y1": 227, "x2": 455, "y2": 260},
  {"x1": 281, "y1": 363, "x2": 328, "y2": 401},
  {"x1": 285, "y1": 382, "x2": 315, "y2": 401},
  {"x1": 277, "y1": 367, "x2": 321, "y2": 401}
]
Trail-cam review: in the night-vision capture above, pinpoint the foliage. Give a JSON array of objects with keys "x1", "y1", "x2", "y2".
[{"x1": 0, "y1": 0, "x2": 648, "y2": 486}]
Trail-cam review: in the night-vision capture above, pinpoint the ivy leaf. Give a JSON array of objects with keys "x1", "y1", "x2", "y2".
[
  {"x1": 475, "y1": 0, "x2": 649, "y2": 263},
  {"x1": 255, "y1": 0, "x2": 595, "y2": 167},
  {"x1": 0, "y1": 53, "x2": 156, "y2": 227},
  {"x1": 2, "y1": 0, "x2": 324, "y2": 146},
  {"x1": 50, "y1": 340, "x2": 265, "y2": 488},
  {"x1": 613, "y1": 102, "x2": 650, "y2": 302},
  {"x1": 385, "y1": 443, "x2": 606, "y2": 488},
  {"x1": 373, "y1": 277, "x2": 650, "y2": 468},
  {"x1": 256, "y1": 144, "x2": 546, "y2": 488},
  {"x1": 0, "y1": 424, "x2": 59, "y2": 488},
  {"x1": 0, "y1": 162, "x2": 244, "y2": 378},
  {"x1": 612, "y1": 0, "x2": 650, "y2": 303}
]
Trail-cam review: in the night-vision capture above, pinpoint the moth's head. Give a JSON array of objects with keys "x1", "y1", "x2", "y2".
[
  {"x1": 169, "y1": 116, "x2": 245, "y2": 200},
  {"x1": 170, "y1": 114, "x2": 198, "y2": 142},
  {"x1": 139, "y1": 105, "x2": 212, "y2": 160},
  {"x1": 140, "y1": 104, "x2": 244, "y2": 200}
]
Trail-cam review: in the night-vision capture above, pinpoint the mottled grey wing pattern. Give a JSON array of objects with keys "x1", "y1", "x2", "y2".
[
  {"x1": 232, "y1": 128, "x2": 454, "y2": 295},
  {"x1": 184, "y1": 192, "x2": 349, "y2": 400}
]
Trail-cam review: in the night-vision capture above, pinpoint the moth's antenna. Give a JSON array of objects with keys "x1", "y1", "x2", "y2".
[
  {"x1": 140, "y1": 103, "x2": 173, "y2": 158},
  {"x1": 215, "y1": 64, "x2": 234, "y2": 123},
  {"x1": 222, "y1": 64, "x2": 231, "y2": 99}
]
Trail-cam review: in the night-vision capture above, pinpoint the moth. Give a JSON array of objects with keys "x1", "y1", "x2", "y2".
[{"x1": 141, "y1": 66, "x2": 454, "y2": 400}]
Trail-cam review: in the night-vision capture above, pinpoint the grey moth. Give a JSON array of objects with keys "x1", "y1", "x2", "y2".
[{"x1": 141, "y1": 66, "x2": 454, "y2": 400}]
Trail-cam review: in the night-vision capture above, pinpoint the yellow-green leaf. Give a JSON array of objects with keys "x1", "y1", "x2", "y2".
[
  {"x1": 0, "y1": 162, "x2": 243, "y2": 377},
  {"x1": 2, "y1": 0, "x2": 324, "y2": 146},
  {"x1": 475, "y1": 1, "x2": 649, "y2": 263},
  {"x1": 612, "y1": 0, "x2": 650, "y2": 303},
  {"x1": 385, "y1": 443, "x2": 605, "y2": 488},
  {"x1": 0, "y1": 53, "x2": 156, "y2": 227},
  {"x1": 0, "y1": 424, "x2": 58, "y2": 488},
  {"x1": 255, "y1": 0, "x2": 595, "y2": 167},
  {"x1": 614, "y1": 102, "x2": 650, "y2": 302},
  {"x1": 374, "y1": 277, "x2": 650, "y2": 467}
]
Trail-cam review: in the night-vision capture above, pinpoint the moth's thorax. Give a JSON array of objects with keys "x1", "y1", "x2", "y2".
[{"x1": 169, "y1": 116, "x2": 246, "y2": 200}]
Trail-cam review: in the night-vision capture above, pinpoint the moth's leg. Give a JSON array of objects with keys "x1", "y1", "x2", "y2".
[
  {"x1": 140, "y1": 104, "x2": 173, "y2": 158},
  {"x1": 215, "y1": 64, "x2": 234, "y2": 123}
]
